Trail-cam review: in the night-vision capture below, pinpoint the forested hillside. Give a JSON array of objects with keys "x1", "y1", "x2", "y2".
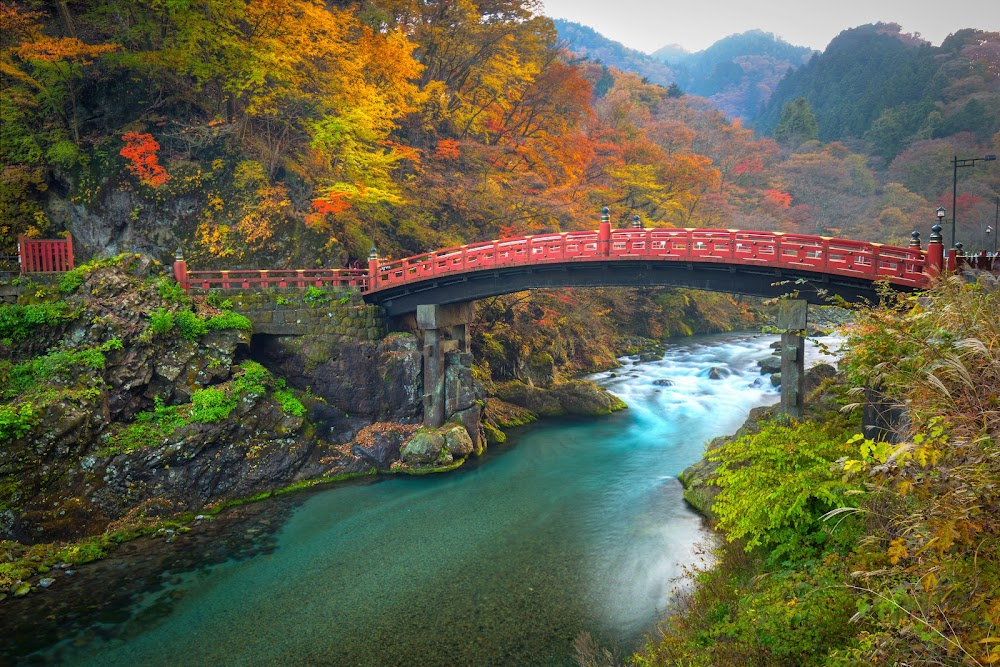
[{"x1": 755, "y1": 23, "x2": 1000, "y2": 163}]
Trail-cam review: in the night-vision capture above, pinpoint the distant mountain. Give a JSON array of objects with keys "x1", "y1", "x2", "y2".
[
  {"x1": 554, "y1": 22, "x2": 813, "y2": 120},
  {"x1": 650, "y1": 44, "x2": 689, "y2": 62},
  {"x1": 553, "y1": 20, "x2": 675, "y2": 87},
  {"x1": 752, "y1": 23, "x2": 1000, "y2": 160},
  {"x1": 653, "y1": 30, "x2": 815, "y2": 119}
]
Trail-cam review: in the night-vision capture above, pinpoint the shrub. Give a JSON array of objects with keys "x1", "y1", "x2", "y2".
[
  {"x1": 232, "y1": 361, "x2": 269, "y2": 397},
  {"x1": 105, "y1": 397, "x2": 188, "y2": 455},
  {"x1": 155, "y1": 277, "x2": 188, "y2": 303},
  {"x1": 0, "y1": 302, "x2": 71, "y2": 341},
  {"x1": 0, "y1": 403, "x2": 36, "y2": 441},
  {"x1": 274, "y1": 389, "x2": 306, "y2": 417},
  {"x1": 175, "y1": 310, "x2": 208, "y2": 340},
  {"x1": 189, "y1": 387, "x2": 236, "y2": 423},
  {"x1": 206, "y1": 311, "x2": 252, "y2": 332},
  {"x1": 149, "y1": 308, "x2": 175, "y2": 336},
  {"x1": 709, "y1": 417, "x2": 860, "y2": 561}
]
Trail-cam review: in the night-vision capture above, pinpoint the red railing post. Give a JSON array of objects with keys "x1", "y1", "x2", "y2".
[
  {"x1": 367, "y1": 246, "x2": 379, "y2": 292},
  {"x1": 173, "y1": 248, "x2": 189, "y2": 291},
  {"x1": 926, "y1": 223, "x2": 944, "y2": 278},
  {"x1": 598, "y1": 206, "x2": 611, "y2": 257}
]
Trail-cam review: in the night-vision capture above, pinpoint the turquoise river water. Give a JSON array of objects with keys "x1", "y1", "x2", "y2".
[{"x1": 11, "y1": 332, "x2": 837, "y2": 666}]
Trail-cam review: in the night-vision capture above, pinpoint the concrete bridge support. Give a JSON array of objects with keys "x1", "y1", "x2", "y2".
[
  {"x1": 417, "y1": 302, "x2": 475, "y2": 428},
  {"x1": 778, "y1": 299, "x2": 807, "y2": 420}
]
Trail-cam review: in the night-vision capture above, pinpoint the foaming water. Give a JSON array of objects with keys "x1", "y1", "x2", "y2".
[{"x1": 24, "y1": 332, "x2": 838, "y2": 666}]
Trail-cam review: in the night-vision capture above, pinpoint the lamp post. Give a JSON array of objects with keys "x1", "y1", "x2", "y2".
[
  {"x1": 951, "y1": 154, "x2": 997, "y2": 252},
  {"x1": 993, "y1": 196, "x2": 999, "y2": 254}
]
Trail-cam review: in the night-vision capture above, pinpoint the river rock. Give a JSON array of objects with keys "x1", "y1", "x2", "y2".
[
  {"x1": 771, "y1": 372, "x2": 782, "y2": 387},
  {"x1": 652, "y1": 379, "x2": 674, "y2": 386},
  {"x1": 757, "y1": 355, "x2": 782, "y2": 374},
  {"x1": 450, "y1": 404, "x2": 486, "y2": 455},
  {"x1": 442, "y1": 423, "x2": 475, "y2": 459},
  {"x1": 350, "y1": 423, "x2": 416, "y2": 470},
  {"x1": 400, "y1": 430, "x2": 448, "y2": 465}
]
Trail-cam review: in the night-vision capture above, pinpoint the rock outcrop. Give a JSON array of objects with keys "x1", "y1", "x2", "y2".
[{"x1": 0, "y1": 262, "x2": 432, "y2": 543}]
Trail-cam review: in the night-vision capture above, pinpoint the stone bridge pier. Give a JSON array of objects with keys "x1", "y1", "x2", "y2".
[{"x1": 416, "y1": 302, "x2": 478, "y2": 431}]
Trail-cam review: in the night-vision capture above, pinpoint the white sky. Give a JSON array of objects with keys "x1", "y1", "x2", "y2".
[{"x1": 538, "y1": 0, "x2": 1000, "y2": 53}]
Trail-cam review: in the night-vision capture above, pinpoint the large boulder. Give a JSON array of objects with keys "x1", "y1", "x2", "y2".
[
  {"x1": 350, "y1": 423, "x2": 419, "y2": 471},
  {"x1": 442, "y1": 423, "x2": 475, "y2": 459},
  {"x1": 400, "y1": 430, "x2": 449, "y2": 465},
  {"x1": 496, "y1": 379, "x2": 627, "y2": 417}
]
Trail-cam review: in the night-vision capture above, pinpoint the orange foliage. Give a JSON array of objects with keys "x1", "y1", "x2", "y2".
[
  {"x1": 434, "y1": 139, "x2": 461, "y2": 160},
  {"x1": 764, "y1": 189, "x2": 792, "y2": 208},
  {"x1": 120, "y1": 132, "x2": 170, "y2": 187}
]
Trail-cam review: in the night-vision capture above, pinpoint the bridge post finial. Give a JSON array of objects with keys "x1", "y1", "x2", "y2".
[
  {"x1": 632, "y1": 213, "x2": 642, "y2": 228},
  {"x1": 367, "y1": 246, "x2": 379, "y2": 290},
  {"x1": 173, "y1": 247, "x2": 189, "y2": 292},
  {"x1": 909, "y1": 231, "x2": 921, "y2": 249},
  {"x1": 599, "y1": 206, "x2": 611, "y2": 256},
  {"x1": 926, "y1": 223, "x2": 944, "y2": 278}
]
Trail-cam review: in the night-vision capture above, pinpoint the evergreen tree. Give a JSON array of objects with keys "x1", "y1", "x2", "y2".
[{"x1": 773, "y1": 97, "x2": 819, "y2": 146}]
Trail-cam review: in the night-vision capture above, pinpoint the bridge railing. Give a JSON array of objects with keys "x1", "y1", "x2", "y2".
[
  {"x1": 369, "y1": 228, "x2": 927, "y2": 292},
  {"x1": 957, "y1": 253, "x2": 997, "y2": 272},
  {"x1": 182, "y1": 268, "x2": 368, "y2": 291}
]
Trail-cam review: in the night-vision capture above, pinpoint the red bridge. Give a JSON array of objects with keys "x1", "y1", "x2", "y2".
[{"x1": 171, "y1": 213, "x2": 983, "y2": 316}]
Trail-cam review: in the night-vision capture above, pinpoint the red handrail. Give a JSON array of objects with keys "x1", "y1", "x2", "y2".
[{"x1": 365, "y1": 228, "x2": 929, "y2": 293}]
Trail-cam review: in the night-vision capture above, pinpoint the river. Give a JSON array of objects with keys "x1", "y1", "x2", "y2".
[{"x1": 9, "y1": 331, "x2": 837, "y2": 666}]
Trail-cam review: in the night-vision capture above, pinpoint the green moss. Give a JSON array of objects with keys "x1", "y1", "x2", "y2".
[
  {"x1": 1, "y1": 341, "x2": 115, "y2": 400},
  {"x1": 395, "y1": 458, "x2": 466, "y2": 475},
  {"x1": 103, "y1": 397, "x2": 188, "y2": 456}
]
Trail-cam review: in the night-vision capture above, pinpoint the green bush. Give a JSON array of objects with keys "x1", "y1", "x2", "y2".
[
  {"x1": 189, "y1": 387, "x2": 236, "y2": 423},
  {"x1": 232, "y1": 361, "x2": 269, "y2": 397},
  {"x1": 206, "y1": 311, "x2": 252, "y2": 332},
  {"x1": 3, "y1": 345, "x2": 108, "y2": 399},
  {"x1": 175, "y1": 310, "x2": 208, "y2": 340},
  {"x1": 106, "y1": 397, "x2": 188, "y2": 455},
  {"x1": 149, "y1": 308, "x2": 175, "y2": 336},
  {"x1": 0, "y1": 302, "x2": 71, "y2": 341},
  {"x1": 303, "y1": 285, "x2": 330, "y2": 306},
  {"x1": 709, "y1": 417, "x2": 859, "y2": 561},
  {"x1": 0, "y1": 403, "x2": 36, "y2": 441},
  {"x1": 155, "y1": 277, "x2": 188, "y2": 303},
  {"x1": 274, "y1": 389, "x2": 306, "y2": 417}
]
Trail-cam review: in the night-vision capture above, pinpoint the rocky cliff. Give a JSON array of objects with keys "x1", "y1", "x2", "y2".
[{"x1": 0, "y1": 258, "x2": 442, "y2": 544}]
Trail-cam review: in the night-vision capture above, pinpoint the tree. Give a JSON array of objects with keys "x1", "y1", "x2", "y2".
[{"x1": 773, "y1": 97, "x2": 818, "y2": 147}]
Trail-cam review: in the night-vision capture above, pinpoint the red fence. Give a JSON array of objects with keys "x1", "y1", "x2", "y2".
[
  {"x1": 18, "y1": 235, "x2": 74, "y2": 273},
  {"x1": 367, "y1": 229, "x2": 929, "y2": 292}
]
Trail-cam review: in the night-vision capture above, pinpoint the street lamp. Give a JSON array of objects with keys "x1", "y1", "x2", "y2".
[
  {"x1": 987, "y1": 195, "x2": 998, "y2": 255},
  {"x1": 951, "y1": 153, "x2": 997, "y2": 252}
]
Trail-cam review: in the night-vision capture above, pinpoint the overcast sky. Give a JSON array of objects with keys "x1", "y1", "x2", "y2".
[{"x1": 538, "y1": 0, "x2": 1000, "y2": 54}]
